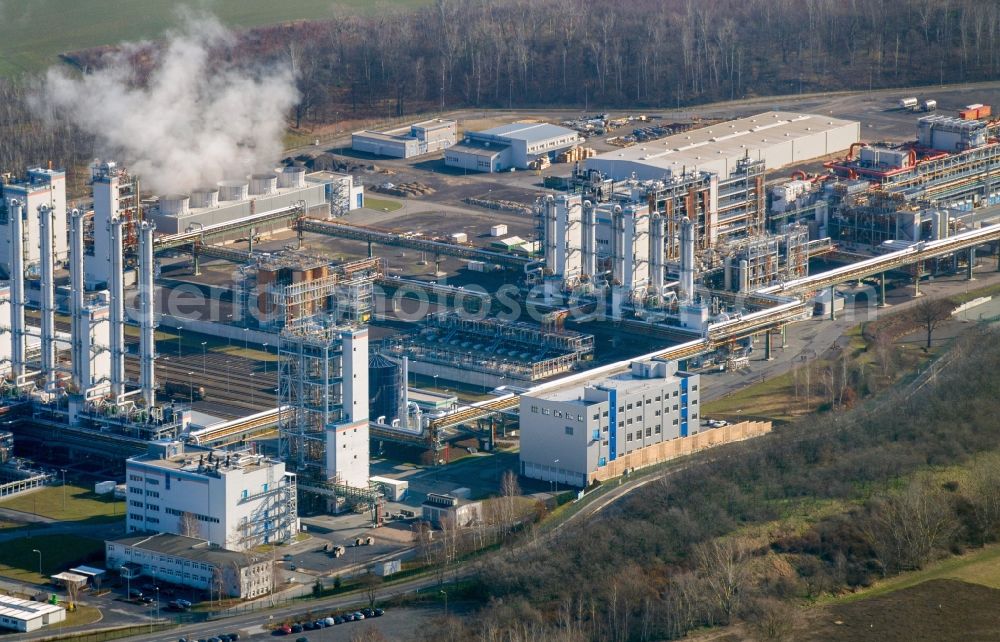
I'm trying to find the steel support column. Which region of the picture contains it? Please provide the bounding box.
[879,272,887,307]
[829,285,836,320]
[967,247,976,280]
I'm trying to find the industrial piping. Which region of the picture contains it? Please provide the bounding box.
[38,205,56,390]
[138,221,156,408]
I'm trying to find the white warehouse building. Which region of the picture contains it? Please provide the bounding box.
[445,123,581,172]
[519,360,700,487]
[586,112,860,180]
[352,119,457,158]
[125,441,298,551]
[0,167,68,279]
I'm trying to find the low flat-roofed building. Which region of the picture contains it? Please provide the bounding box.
[352,119,457,158]
[106,533,272,599]
[421,493,482,528]
[445,122,581,172]
[586,111,860,180]
[0,595,65,632]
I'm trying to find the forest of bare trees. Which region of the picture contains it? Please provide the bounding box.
[8,0,1000,188]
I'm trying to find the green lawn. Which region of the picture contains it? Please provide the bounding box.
[0,0,429,77]
[0,535,104,585]
[0,485,123,522]
[363,197,404,212]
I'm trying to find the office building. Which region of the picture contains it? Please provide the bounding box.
[352,119,457,158]
[445,123,581,172]
[125,441,298,551]
[519,360,700,487]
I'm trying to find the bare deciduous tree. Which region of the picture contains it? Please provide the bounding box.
[914,297,953,350]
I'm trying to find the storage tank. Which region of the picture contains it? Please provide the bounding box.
[369,353,401,424]
[249,173,278,196]
[159,194,190,216]
[218,180,249,201]
[277,166,307,189]
[190,187,219,208]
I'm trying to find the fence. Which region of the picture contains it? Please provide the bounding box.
[31,623,172,642]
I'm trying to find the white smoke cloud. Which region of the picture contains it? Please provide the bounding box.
[40,11,298,194]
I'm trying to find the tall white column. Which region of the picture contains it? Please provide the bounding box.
[138,221,156,407]
[38,205,56,389]
[69,210,86,391]
[109,217,126,401]
[7,200,25,381]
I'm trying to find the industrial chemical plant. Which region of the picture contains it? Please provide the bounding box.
[3,92,1000,617]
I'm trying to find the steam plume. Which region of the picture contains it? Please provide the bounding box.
[41,12,298,194]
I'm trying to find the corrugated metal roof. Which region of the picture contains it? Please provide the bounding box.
[478,122,578,143]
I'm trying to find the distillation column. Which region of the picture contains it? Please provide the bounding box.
[108,217,126,402]
[542,196,558,274]
[611,205,626,284]
[8,200,26,382]
[138,221,156,408]
[69,210,86,391]
[38,205,56,390]
[679,216,696,302]
[649,213,665,299]
[581,200,597,280]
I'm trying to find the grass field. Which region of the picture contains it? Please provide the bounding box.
[0,1,429,77]
[363,197,404,212]
[0,534,104,585]
[0,485,123,522]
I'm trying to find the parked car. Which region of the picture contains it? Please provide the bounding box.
[290,624,303,633]
[323,617,336,626]
[275,624,292,635]
[333,616,345,624]
[374,608,384,617]
[353,611,365,620]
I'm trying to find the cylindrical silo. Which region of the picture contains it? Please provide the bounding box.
[368,353,401,424]
[277,166,307,189]
[249,173,277,196]
[159,194,190,216]
[217,180,249,201]
[190,187,219,208]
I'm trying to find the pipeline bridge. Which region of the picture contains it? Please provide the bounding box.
[187,407,284,446]
[762,223,1000,296]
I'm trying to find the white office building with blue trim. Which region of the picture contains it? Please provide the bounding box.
[518,360,700,488]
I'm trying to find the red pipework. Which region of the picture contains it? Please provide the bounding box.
[791,170,808,180]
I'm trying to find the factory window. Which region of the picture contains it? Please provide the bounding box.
[646,428,652,437]
[146,517,159,524]
[602,440,609,447]
[626,403,633,410]
[146,504,159,511]
[618,406,624,412]
[578,414,584,422]
[592,413,599,420]
[130,500,143,508]
[129,487,142,495]
[603,425,608,432]
[145,490,159,498]
[129,475,143,482]
[673,419,679,425]
[655,425,661,434]
[692,413,698,421]
[626,418,633,425]
[692,384,698,391]
[592,430,600,440]
[626,433,632,441]
[565,426,574,436]
[542,408,550,415]
[129,513,143,521]
[147,478,159,486]
[531,406,539,414]
[673,390,678,397]
[602,410,609,417]
[692,399,698,405]
[673,405,678,411]
[655,410,661,416]
[655,395,661,401]
[555,411,563,418]
[618,421,624,428]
